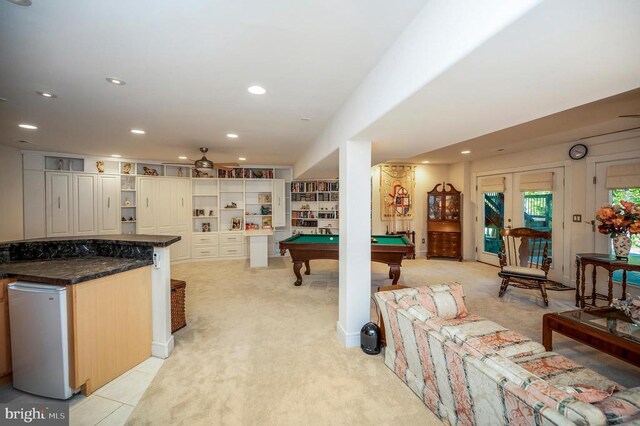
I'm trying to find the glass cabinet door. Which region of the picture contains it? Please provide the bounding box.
[428,194,442,220]
[445,195,460,220]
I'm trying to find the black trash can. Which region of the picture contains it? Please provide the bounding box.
[360,322,381,355]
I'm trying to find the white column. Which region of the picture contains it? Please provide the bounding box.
[151,246,175,358]
[337,140,372,347]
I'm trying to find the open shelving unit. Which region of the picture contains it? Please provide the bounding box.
[290,179,339,235]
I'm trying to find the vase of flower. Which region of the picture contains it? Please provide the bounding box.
[596,200,639,260]
[612,234,632,260]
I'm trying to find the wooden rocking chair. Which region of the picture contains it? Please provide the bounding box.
[498,227,552,306]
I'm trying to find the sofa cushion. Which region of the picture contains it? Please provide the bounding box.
[512,352,622,393]
[424,315,546,359]
[559,384,617,403]
[415,282,468,319]
[502,265,547,278]
[594,387,640,425]
[397,295,434,322]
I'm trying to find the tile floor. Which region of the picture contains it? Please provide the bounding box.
[0,356,163,426]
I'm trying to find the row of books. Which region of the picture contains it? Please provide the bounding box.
[291,219,318,227]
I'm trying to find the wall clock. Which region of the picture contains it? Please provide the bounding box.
[569,143,588,160]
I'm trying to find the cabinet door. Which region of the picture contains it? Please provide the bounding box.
[174,179,191,230]
[272,179,286,227]
[157,179,175,233]
[137,177,157,234]
[170,229,191,261]
[73,174,98,235]
[98,175,121,234]
[46,172,73,236]
[0,300,9,377]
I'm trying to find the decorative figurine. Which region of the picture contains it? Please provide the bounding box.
[96,161,105,173]
[209,210,215,216]
[129,216,135,221]
[122,163,132,175]
[178,167,184,177]
[202,222,211,232]
[124,199,131,207]
[57,158,64,170]
[225,202,237,209]
[143,166,158,176]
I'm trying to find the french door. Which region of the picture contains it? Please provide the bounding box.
[476,167,565,282]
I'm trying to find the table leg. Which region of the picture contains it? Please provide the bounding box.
[542,315,553,351]
[591,265,597,307]
[608,270,614,305]
[622,270,627,300]
[580,264,586,309]
[389,265,400,285]
[388,268,393,279]
[304,260,311,275]
[575,258,581,307]
[293,261,303,286]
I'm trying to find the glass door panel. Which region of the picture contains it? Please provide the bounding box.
[483,192,504,255]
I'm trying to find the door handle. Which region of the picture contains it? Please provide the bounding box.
[586,220,596,232]
[182,197,184,207]
[108,197,110,209]
[58,197,61,209]
[146,198,149,207]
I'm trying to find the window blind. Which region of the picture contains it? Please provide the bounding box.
[606,163,640,189]
[478,176,504,193]
[519,172,554,191]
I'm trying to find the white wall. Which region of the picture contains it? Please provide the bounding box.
[0,145,24,242]
[468,136,640,297]
[371,164,450,255]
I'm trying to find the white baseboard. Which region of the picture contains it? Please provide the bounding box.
[336,321,360,348]
[152,336,175,359]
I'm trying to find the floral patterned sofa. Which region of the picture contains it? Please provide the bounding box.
[374,283,640,425]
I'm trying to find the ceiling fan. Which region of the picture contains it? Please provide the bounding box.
[163,147,239,169]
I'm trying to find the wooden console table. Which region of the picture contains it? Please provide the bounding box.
[575,253,640,308]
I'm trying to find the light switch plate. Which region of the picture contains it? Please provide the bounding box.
[572,214,582,222]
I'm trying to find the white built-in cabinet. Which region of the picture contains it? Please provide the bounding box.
[46,172,74,237]
[136,177,191,261]
[73,174,98,235]
[26,153,293,262]
[46,172,121,237]
[97,175,120,234]
[272,179,286,227]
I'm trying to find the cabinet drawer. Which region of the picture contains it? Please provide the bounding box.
[192,247,219,258]
[193,233,218,245]
[220,233,244,244]
[220,244,244,257]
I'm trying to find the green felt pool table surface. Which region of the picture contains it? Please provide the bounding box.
[280,234,411,245]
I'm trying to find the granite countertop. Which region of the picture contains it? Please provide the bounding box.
[0,234,180,249]
[0,256,153,285]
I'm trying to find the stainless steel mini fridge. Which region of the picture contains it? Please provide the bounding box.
[8,282,76,399]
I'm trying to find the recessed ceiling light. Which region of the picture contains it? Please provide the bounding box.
[111,154,122,158]
[238,157,246,161]
[106,77,126,86]
[421,160,430,164]
[18,123,37,130]
[461,150,471,154]
[130,129,145,135]
[247,85,266,95]
[36,91,57,98]
[6,0,32,6]
[226,133,239,139]
[178,156,187,160]
[301,117,312,121]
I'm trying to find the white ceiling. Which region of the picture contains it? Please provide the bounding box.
[0,0,427,164]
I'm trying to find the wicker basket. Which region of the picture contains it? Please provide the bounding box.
[170,279,187,333]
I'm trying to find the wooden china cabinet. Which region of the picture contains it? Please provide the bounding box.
[426,183,462,261]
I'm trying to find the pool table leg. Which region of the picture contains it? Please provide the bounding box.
[293,261,303,286]
[304,260,311,275]
[389,265,400,285]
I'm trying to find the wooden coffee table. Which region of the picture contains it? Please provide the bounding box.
[543,307,640,368]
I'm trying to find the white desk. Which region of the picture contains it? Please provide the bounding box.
[244,229,273,268]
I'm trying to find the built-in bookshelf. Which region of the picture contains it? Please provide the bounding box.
[290,179,339,234]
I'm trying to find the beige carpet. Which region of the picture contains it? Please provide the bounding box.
[127,257,640,425]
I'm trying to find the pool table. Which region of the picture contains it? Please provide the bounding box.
[279,234,414,286]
